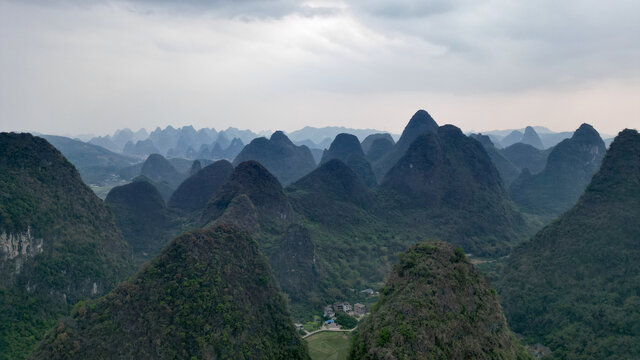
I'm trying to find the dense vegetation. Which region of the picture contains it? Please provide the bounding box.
[0,133,134,359]
[350,242,531,359]
[168,160,233,212]
[233,131,317,185]
[40,134,137,186]
[498,129,640,359]
[320,133,377,187]
[509,123,606,218]
[32,225,310,360]
[105,178,171,260]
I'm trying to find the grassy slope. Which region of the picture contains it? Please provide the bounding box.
[307,332,353,360]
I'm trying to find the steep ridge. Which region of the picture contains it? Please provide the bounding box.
[105,178,169,260]
[471,133,521,185]
[32,225,310,360]
[521,126,544,149]
[366,137,395,162]
[501,130,524,147]
[378,125,528,256]
[350,242,531,360]
[509,123,606,218]
[498,129,640,360]
[168,160,234,212]
[202,161,294,231]
[321,133,377,187]
[0,133,134,359]
[140,153,186,190]
[373,109,438,179]
[233,131,316,185]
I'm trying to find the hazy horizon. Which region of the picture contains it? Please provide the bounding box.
[1,1,638,136]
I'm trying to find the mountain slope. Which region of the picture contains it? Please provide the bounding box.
[520,126,544,149]
[41,135,137,186]
[498,129,640,360]
[105,178,169,260]
[471,133,521,185]
[203,161,294,231]
[321,133,377,187]
[378,125,528,256]
[509,124,606,217]
[233,131,316,185]
[168,160,233,212]
[0,133,134,359]
[32,225,310,360]
[350,242,531,360]
[500,143,550,175]
[373,109,438,179]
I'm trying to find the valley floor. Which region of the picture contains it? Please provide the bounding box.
[306,331,353,360]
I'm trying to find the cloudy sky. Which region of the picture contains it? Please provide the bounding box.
[0,0,638,137]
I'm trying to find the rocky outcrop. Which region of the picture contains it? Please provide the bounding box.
[0,228,43,277]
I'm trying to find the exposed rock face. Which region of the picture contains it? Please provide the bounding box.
[0,228,43,276]
[350,242,531,360]
[32,225,310,360]
[0,132,134,358]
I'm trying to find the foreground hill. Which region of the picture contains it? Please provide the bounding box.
[0,133,134,359]
[498,129,640,359]
[509,124,605,218]
[32,225,309,360]
[379,125,528,256]
[350,242,531,360]
[233,131,316,185]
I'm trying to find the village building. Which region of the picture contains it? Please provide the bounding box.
[354,303,366,316]
[333,302,352,313]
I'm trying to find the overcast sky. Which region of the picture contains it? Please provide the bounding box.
[1,0,638,137]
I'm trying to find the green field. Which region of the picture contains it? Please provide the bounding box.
[306,331,353,360]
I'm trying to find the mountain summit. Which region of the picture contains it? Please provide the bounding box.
[233,131,316,185]
[509,123,605,217]
[499,129,640,359]
[350,242,531,359]
[33,225,310,359]
[373,109,439,178]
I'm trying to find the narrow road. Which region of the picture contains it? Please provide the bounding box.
[302,326,357,339]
